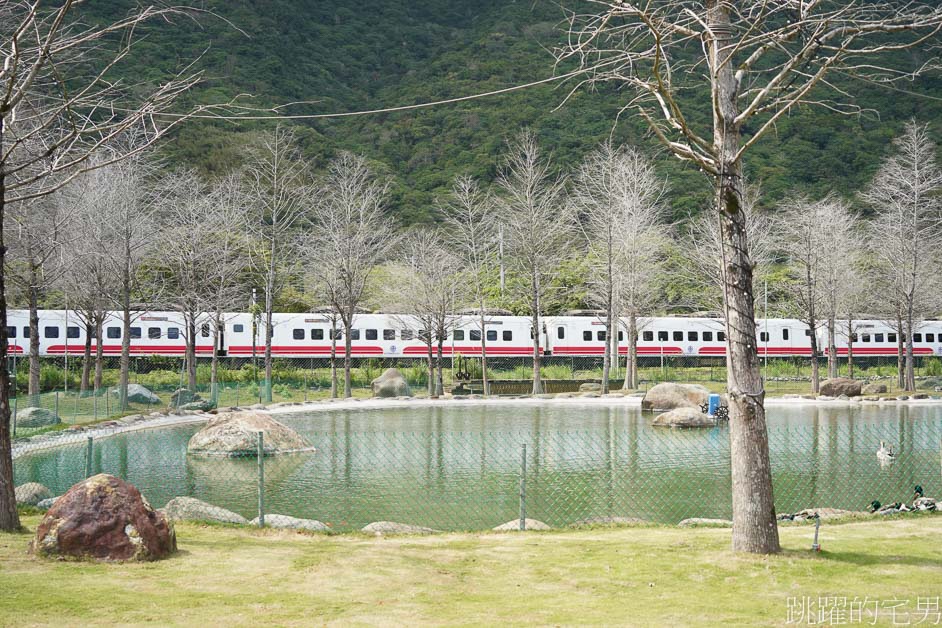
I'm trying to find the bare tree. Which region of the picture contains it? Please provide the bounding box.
[498,130,570,395]
[306,152,396,398]
[440,176,498,395]
[245,127,311,402]
[572,142,669,392]
[863,121,942,392]
[558,0,942,553]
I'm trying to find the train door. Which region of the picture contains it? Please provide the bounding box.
[548,319,568,355]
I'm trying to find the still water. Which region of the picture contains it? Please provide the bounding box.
[14,402,942,531]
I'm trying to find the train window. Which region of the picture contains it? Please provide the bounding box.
[331,329,343,340]
[130,327,141,339]
[366,329,378,340]
[419,330,430,342]
[486,330,498,342]
[672,331,683,341]
[658,331,668,341]
[760,332,768,342]
[557,326,565,340]
[805,329,812,336]
[718,331,726,341]
[450,330,462,341]
[44,326,60,338]
[399,329,412,341]
[67,326,80,339]
[107,327,121,339]
[782,329,789,341]
[875,333,885,343]
[597,331,606,341]
[703,331,713,342]
[618,331,624,342]
[148,327,162,340]
[5,326,15,338]
[643,331,654,342]
[350,329,360,340]
[201,324,210,338]
[293,329,304,340]
[928,333,936,343]
[862,334,871,343]
[888,333,897,343]
[22,326,30,338]
[503,330,512,341]
[233,324,244,333]
[383,329,396,340]
[851,333,858,343]
[469,330,480,341]
[583,331,592,341]
[168,328,180,340]
[914,333,923,343]
[311,329,324,340]
[688,331,699,342]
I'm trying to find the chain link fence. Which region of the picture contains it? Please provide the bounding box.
[12,404,942,531]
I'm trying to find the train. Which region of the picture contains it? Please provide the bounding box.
[5,309,942,359]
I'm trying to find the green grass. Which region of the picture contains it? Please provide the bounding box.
[2,515,941,626]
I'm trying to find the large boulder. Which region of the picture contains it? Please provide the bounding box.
[819,378,862,397]
[579,382,602,392]
[652,407,716,428]
[187,411,312,456]
[177,399,216,412]
[15,482,51,505]
[112,384,161,405]
[161,496,248,524]
[861,382,888,395]
[641,383,711,411]
[14,407,61,428]
[170,388,200,407]
[250,514,329,532]
[371,368,412,398]
[30,474,175,561]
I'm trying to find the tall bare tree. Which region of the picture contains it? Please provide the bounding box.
[0,2,208,531]
[245,127,310,402]
[498,130,570,395]
[558,0,942,553]
[306,152,396,398]
[440,176,498,395]
[863,121,942,392]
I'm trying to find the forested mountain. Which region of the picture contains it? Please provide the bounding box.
[85,0,942,223]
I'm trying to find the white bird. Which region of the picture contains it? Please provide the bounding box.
[876,441,896,464]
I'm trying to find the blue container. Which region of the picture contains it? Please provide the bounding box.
[707,394,721,417]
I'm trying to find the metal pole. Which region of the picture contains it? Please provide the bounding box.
[55,391,59,419]
[84,436,94,478]
[519,443,527,531]
[257,431,265,527]
[12,396,17,437]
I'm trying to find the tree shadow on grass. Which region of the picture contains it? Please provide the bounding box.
[780,548,942,569]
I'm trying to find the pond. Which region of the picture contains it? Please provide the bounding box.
[14,402,942,531]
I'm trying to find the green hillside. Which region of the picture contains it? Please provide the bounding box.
[83,1,942,223]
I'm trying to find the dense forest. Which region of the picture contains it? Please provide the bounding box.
[80,0,942,224]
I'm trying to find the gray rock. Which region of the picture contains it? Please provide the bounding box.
[898,395,910,401]
[578,382,602,392]
[114,384,161,405]
[15,482,52,505]
[187,411,313,457]
[14,407,61,428]
[678,518,732,527]
[861,382,888,395]
[178,399,216,412]
[361,521,437,535]
[35,496,59,510]
[819,378,862,397]
[161,497,247,524]
[641,383,714,411]
[493,518,552,531]
[371,368,412,398]
[250,514,329,532]
[652,407,715,428]
[569,516,645,527]
[862,396,881,402]
[912,393,929,400]
[170,388,201,407]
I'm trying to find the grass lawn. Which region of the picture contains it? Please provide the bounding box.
[2,515,941,626]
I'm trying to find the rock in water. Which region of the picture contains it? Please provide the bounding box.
[14,407,61,428]
[371,368,412,398]
[187,411,312,456]
[30,474,175,561]
[641,383,713,411]
[652,407,716,428]
[161,496,248,524]
[115,384,161,405]
[15,482,51,505]
[819,378,862,397]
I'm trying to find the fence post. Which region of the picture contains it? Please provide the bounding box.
[235,383,239,408]
[12,396,17,437]
[519,443,527,531]
[93,393,98,421]
[55,391,59,419]
[257,431,265,527]
[84,436,94,478]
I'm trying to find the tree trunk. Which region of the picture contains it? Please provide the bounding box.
[827,317,838,379]
[119,287,131,411]
[0,117,24,531]
[809,327,820,394]
[186,315,197,391]
[531,273,543,394]
[330,317,338,399]
[27,273,40,401]
[601,310,612,395]
[210,314,221,403]
[623,314,638,390]
[896,313,905,390]
[263,306,273,403]
[94,316,104,392]
[343,316,352,399]
[710,0,779,554]
[436,335,444,397]
[426,337,435,397]
[81,316,92,394]
[479,305,489,397]
[846,320,855,379]
[904,314,916,392]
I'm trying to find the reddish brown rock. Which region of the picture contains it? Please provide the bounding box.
[30,474,176,562]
